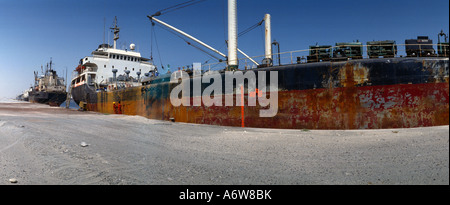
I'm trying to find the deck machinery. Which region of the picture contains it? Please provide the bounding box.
[367,40,397,58]
[438,30,449,57]
[405,36,436,57]
[307,45,332,63]
[332,42,363,61]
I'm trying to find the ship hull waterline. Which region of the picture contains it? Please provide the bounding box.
[71,57,449,130]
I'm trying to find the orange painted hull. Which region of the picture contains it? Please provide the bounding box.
[74,58,449,130]
[87,82,449,130]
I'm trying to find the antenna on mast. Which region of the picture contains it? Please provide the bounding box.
[110,16,120,49]
[49,57,53,71]
[103,17,106,45]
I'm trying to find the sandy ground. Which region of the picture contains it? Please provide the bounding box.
[0,101,448,185]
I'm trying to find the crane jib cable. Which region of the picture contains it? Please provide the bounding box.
[150,23,165,70]
[153,22,223,62]
[238,19,264,38]
[151,0,208,17]
[158,0,196,12]
[149,0,226,62]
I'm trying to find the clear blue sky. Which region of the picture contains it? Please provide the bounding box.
[0,0,448,98]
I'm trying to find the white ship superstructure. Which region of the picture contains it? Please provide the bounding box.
[71,17,155,90]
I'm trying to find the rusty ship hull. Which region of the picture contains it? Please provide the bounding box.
[72,57,449,130]
[29,91,67,107]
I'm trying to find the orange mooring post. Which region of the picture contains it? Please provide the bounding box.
[241,85,245,127]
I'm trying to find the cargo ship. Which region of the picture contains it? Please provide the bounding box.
[70,16,156,110]
[70,0,449,130]
[29,58,67,106]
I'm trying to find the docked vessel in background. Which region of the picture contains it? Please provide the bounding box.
[29,58,67,106]
[70,1,449,130]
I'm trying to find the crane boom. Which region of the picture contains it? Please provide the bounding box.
[147,16,227,59]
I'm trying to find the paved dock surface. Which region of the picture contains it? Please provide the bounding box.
[0,102,448,185]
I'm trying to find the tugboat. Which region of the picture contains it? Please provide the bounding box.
[29,58,67,106]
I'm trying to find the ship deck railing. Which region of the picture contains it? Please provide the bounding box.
[197,43,448,72]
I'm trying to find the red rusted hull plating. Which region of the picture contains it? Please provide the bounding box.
[86,82,448,130]
[76,58,449,130]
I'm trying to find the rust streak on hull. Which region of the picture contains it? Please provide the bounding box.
[87,82,449,130]
[71,57,449,130]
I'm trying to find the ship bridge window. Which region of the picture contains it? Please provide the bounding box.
[120,55,123,60]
